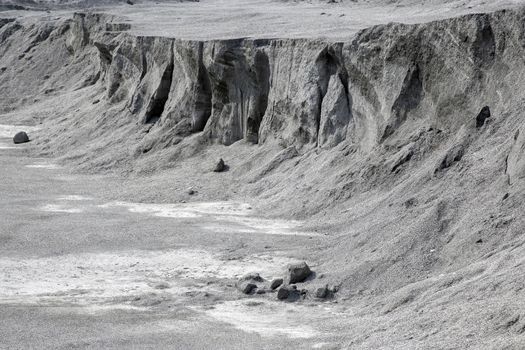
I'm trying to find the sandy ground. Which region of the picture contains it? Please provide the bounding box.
[2,0,524,39]
[3,1,525,348]
[0,126,346,349]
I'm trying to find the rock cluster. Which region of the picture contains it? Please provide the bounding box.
[236,261,337,301]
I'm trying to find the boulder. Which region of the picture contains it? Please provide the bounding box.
[238,282,257,295]
[288,262,312,283]
[270,278,284,290]
[476,106,491,128]
[13,131,29,144]
[277,286,290,300]
[213,158,227,172]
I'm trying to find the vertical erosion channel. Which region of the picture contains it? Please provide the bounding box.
[144,44,175,124]
[246,50,270,144]
[192,42,213,132]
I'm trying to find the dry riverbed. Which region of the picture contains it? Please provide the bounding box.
[0,125,344,349]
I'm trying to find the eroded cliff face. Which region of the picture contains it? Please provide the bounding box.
[4,9,525,343]
[42,8,524,156]
[2,8,525,192]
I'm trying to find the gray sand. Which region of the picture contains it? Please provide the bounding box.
[2,0,525,349]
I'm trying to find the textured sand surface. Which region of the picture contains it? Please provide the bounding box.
[3,0,525,348]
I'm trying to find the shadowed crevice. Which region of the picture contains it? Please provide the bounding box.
[192,42,213,132]
[144,45,174,124]
[246,50,270,144]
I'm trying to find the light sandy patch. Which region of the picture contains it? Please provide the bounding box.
[0,249,297,306]
[0,141,16,149]
[39,204,84,213]
[99,201,253,219]
[57,195,94,201]
[99,201,314,236]
[0,124,39,138]
[202,299,325,339]
[26,162,61,170]
[312,342,335,349]
[204,215,316,236]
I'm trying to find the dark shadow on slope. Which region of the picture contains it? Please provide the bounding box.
[144,52,175,124]
[382,65,423,140]
[192,43,213,132]
[246,50,270,144]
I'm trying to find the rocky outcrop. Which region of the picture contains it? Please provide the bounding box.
[40,9,521,154]
[2,8,525,182]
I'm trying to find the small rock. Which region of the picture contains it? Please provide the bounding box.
[476,106,491,128]
[238,282,257,295]
[315,285,330,299]
[239,273,264,283]
[404,198,418,209]
[277,286,290,300]
[213,158,227,172]
[502,193,509,201]
[188,188,196,195]
[256,289,266,295]
[288,262,312,283]
[13,131,29,144]
[270,278,283,290]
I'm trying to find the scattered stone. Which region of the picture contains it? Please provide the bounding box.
[270,278,283,290]
[153,282,170,290]
[288,262,312,283]
[92,99,100,104]
[213,158,226,172]
[256,289,266,295]
[188,188,196,195]
[476,106,491,128]
[238,282,257,295]
[476,238,483,244]
[277,286,290,300]
[13,131,29,144]
[404,198,418,208]
[239,272,264,283]
[315,285,330,299]
[503,193,509,201]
